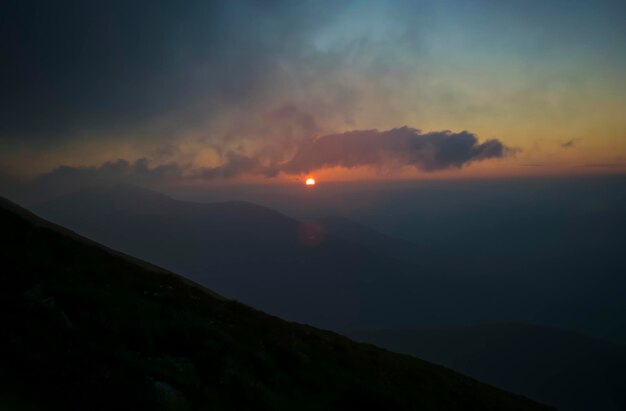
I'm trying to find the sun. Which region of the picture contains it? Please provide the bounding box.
[305,178,316,186]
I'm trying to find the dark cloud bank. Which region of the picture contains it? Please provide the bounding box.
[29,127,512,189]
[284,127,510,173]
[0,0,342,141]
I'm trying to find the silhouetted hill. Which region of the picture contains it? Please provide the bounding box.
[34,185,410,328]
[0,197,554,410]
[33,185,531,331]
[350,323,626,411]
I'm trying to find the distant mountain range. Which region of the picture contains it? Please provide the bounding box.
[0,196,553,410]
[33,184,537,331]
[350,323,626,411]
[25,184,626,408]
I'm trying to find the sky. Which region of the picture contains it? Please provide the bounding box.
[2,0,626,189]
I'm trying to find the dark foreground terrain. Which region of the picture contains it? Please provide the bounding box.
[0,197,552,410]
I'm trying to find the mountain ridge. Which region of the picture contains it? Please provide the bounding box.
[32,184,529,332]
[0,196,554,410]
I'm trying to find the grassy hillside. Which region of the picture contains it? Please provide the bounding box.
[0,198,553,410]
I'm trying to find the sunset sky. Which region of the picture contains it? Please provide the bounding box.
[2,0,626,186]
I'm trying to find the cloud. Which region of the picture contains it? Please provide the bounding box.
[2,0,625,184]
[0,0,343,141]
[282,127,513,173]
[561,139,578,149]
[28,153,271,194]
[2,159,187,204]
[199,152,280,179]
[24,127,512,197]
[32,159,185,189]
[267,103,319,134]
[583,164,619,168]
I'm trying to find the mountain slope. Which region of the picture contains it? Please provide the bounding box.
[350,324,626,411]
[33,185,531,331]
[34,185,414,329]
[0,197,553,410]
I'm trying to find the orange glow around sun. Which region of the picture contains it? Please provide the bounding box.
[305,178,316,186]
